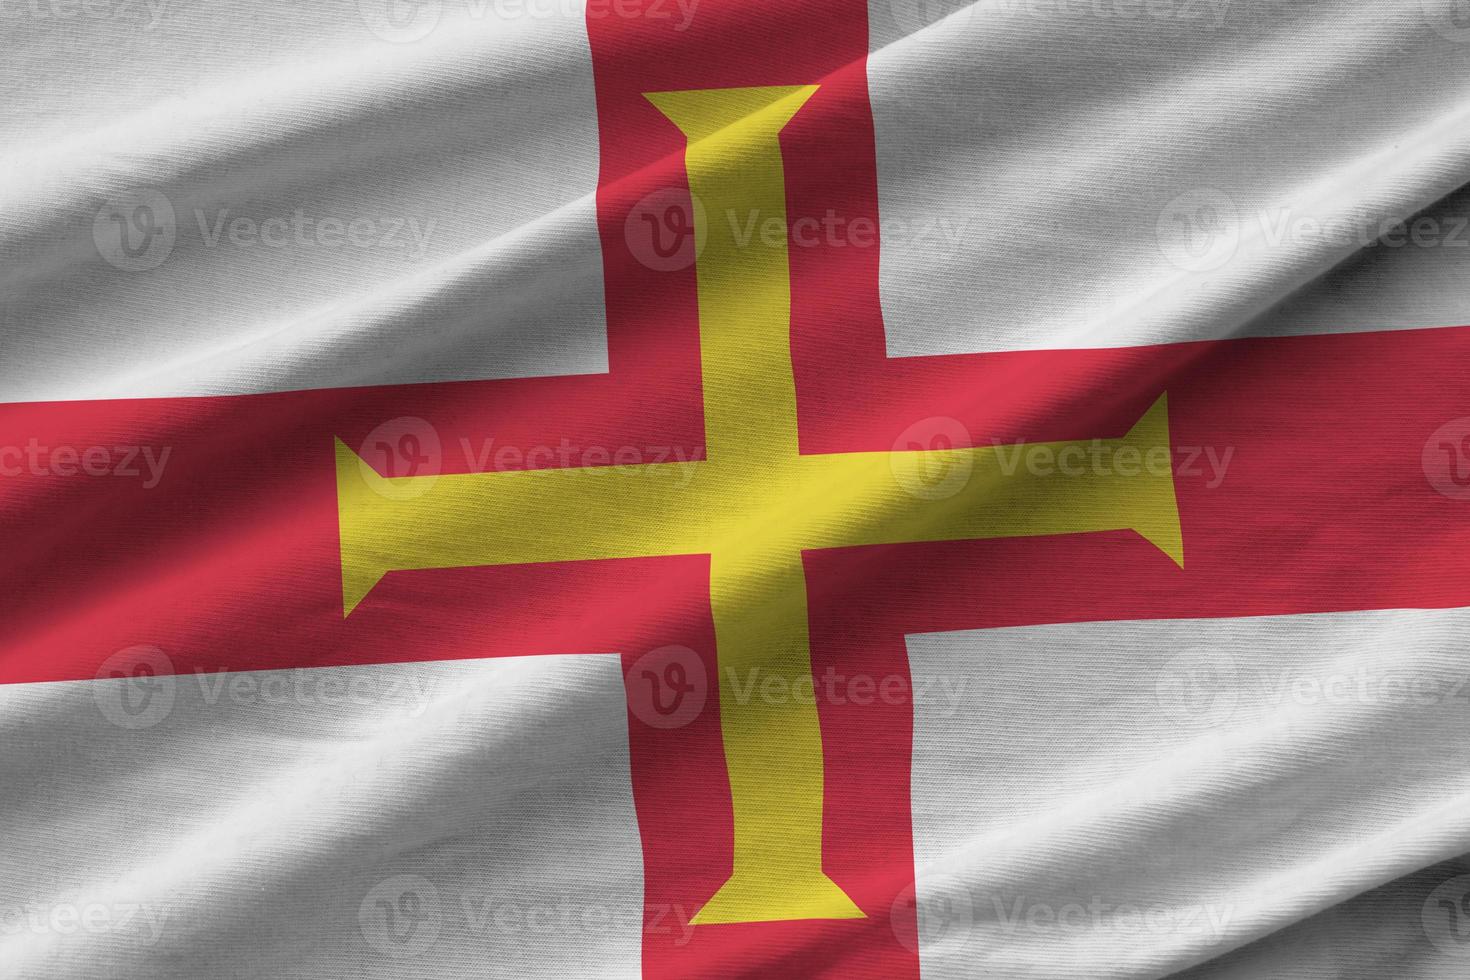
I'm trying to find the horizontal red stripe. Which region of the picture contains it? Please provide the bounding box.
[3,324,1469,980]
[5,324,1468,687]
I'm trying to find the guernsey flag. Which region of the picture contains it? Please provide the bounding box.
[5,1,1470,977]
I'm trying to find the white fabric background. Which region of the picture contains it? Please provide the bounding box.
[0,655,644,979]
[870,0,1470,353]
[909,608,1470,978]
[0,0,607,402]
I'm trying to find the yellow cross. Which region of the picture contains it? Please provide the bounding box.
[334,84,1184,926]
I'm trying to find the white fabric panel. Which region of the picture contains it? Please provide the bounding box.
[869,1,1470,355]
[906,607,1470,979]
[0,1,607,402]
[0,655,644,979]
[1171,855,1470,980]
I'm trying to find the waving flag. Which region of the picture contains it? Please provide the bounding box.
[5,1,1470,977]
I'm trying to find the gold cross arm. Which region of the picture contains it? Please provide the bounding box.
[335,84,1183,925]
[337,400,1181,612]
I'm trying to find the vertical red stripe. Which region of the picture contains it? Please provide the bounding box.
[585,0,923,975]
